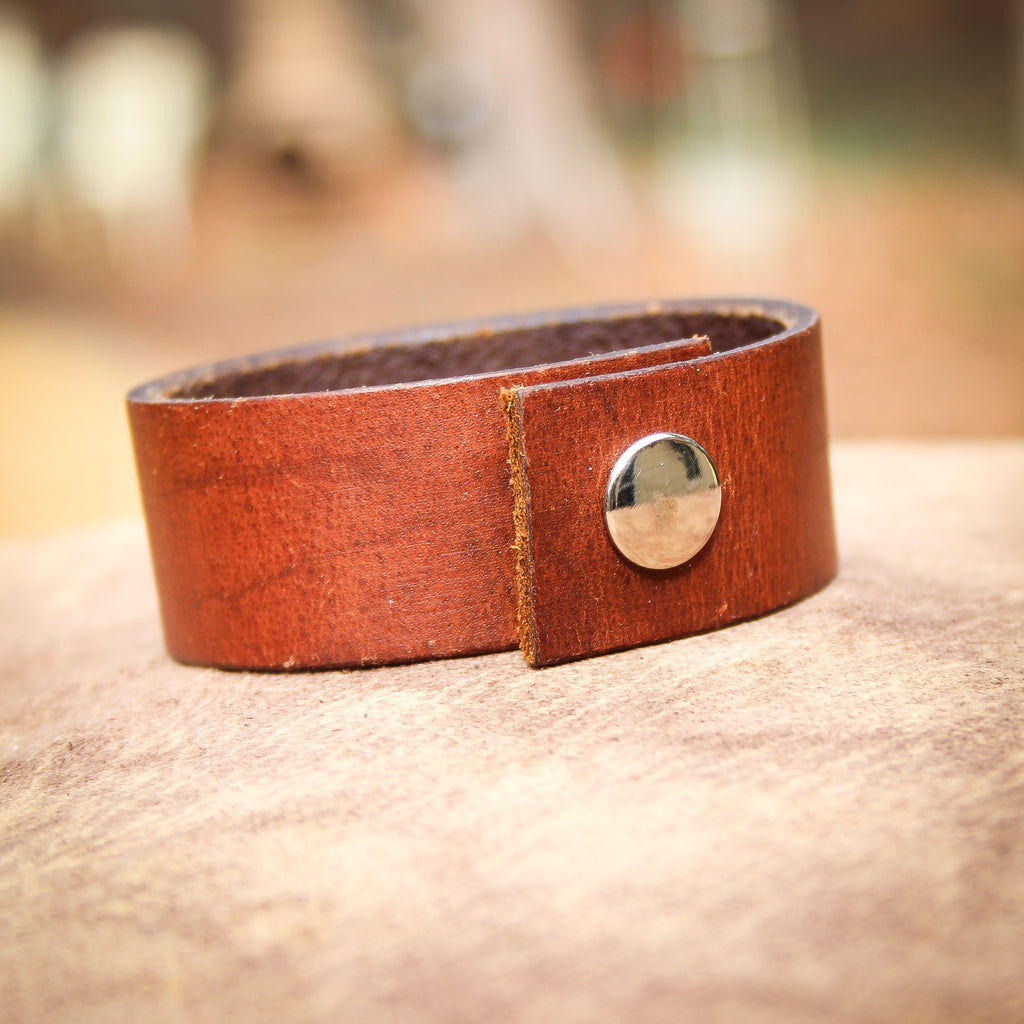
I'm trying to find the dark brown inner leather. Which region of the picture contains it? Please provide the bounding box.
[172,313,784,400]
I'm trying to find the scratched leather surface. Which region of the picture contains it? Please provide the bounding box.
[1,443,1022,1024]
[127,300,835,669]
[506,316,835,664]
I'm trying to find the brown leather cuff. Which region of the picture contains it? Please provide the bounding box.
[127,298,837,669]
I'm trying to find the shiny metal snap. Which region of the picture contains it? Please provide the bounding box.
[604,433,721,570]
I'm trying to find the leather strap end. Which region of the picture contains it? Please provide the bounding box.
[502,320,837,666]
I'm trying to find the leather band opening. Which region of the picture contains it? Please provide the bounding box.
[169,312,784,400]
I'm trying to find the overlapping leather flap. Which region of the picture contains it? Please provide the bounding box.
[504,324,838,666]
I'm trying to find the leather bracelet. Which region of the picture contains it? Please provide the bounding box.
[127,298,837,669]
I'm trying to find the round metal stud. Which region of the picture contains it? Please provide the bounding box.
[604,433,721,570]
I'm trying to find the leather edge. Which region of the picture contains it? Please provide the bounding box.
[127,297,813,404]
[500,387,538,665]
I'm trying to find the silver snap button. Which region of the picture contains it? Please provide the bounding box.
[604,433,721,570]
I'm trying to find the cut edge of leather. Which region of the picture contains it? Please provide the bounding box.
[501,387,539,666]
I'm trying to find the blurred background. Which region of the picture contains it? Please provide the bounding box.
[0,0,1022,537]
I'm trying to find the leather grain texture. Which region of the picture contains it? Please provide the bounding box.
[505,316,836,665]
[127,299,836,669]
